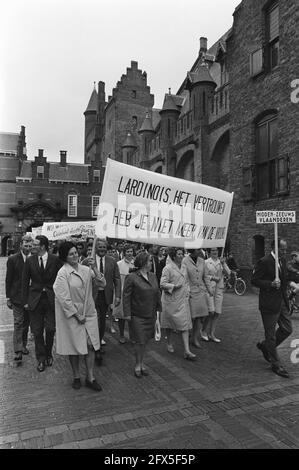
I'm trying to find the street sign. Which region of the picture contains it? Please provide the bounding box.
[256,210,296,282]
[256,211,296,224]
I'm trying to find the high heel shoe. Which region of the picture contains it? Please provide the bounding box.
[134,368,142,378]
[200,331,210,342]
[141,368,149,376]
[183,352,196,361]
[209,335,221,343]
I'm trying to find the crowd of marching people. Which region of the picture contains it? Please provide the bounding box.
[5,234,299,389]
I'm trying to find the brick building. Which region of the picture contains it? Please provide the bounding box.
[85,0,298,279]
[0,133,102,255]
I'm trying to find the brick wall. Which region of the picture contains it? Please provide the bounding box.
[227,0,299,272]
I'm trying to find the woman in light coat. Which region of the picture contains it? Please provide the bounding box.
[160,247,195,360]
[182,249,212,348]
[53,241,106,391]
[201,247,231,343]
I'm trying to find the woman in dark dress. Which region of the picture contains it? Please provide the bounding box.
[123,252,162,378]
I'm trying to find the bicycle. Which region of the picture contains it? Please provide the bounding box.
[224,270,247,296]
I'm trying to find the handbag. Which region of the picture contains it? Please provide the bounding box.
[155,311,161,341]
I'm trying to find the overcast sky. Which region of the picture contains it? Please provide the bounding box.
[1,0,240,163]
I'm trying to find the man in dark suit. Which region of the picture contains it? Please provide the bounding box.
[93,239,121,364]
[22,235,62,372]
[5,234,33,365]
[252,238,292,378]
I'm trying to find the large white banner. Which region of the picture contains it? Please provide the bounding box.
[42,221,96,240]
[96,159,234,248]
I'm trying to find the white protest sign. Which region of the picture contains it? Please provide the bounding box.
[41,221,96,240]
[31,226,43,238]
[96,159,234,248]
[256,211,296,224]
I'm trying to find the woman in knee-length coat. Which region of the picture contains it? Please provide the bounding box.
[53,241,106,391]
[160,247,196,360]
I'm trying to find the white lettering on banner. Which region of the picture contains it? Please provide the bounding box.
[96,159,234,248]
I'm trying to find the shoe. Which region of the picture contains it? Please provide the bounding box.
[134,368,142,378]
[72,378,81,390]
[101,339,106,346]
[22,347,29,355]
[14,353,22,364]
[257,342,271,363]
[141,368,149,376]
[271,365,289,378]
[85,379,102,391]
[183,352,197,361]
[37,361,46,372]
[209,335,221,343]
[191,341,202,349]
[167,344,174,353]
[200,332,210,342]
[110,326,116,334]
[46,356,53,367]
[118,337,126,344]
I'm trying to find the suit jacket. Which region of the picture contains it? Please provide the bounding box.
[123,271,162,319]
[5,252,26,305]
[22,253,62,311]
[83,255,121,305]
[251,254,289,314]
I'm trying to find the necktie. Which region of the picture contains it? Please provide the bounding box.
[40,256,45,274]
[100,257,104,274]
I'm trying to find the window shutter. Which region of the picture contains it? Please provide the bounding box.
[242,165,256,201]
[269,4,279,42]
[276,155,290,195]
[250,48,263,76]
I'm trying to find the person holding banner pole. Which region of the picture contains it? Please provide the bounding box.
[93,239,121,365]
[122,252,162,377]
[113,244,135,344]
[251,239,292,378]
[53,242,105,391]
[160,247,196,360]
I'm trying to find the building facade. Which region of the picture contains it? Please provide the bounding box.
[84,0,298,279]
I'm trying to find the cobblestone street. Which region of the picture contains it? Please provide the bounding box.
[1,256,299,449]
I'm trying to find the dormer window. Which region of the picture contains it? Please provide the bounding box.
[220,59,229,86]
[37,166,44,179]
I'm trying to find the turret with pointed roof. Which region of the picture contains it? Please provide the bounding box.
[84,85,98,163]
[122,131,137,165]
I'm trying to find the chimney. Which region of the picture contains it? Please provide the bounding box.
[200,37,208,53]
[60,150,67,166]
[38,149,44,158]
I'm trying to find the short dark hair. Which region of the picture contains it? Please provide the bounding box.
[168,247,184,260]
[134,252,150,269]
[123,243,133,255]
[35,235,49,251]
[76,242,84,249]
[271,239,286,249]
[58,241,77,263]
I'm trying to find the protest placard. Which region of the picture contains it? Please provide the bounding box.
[41,221,96,240]
[96,159,234,248]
